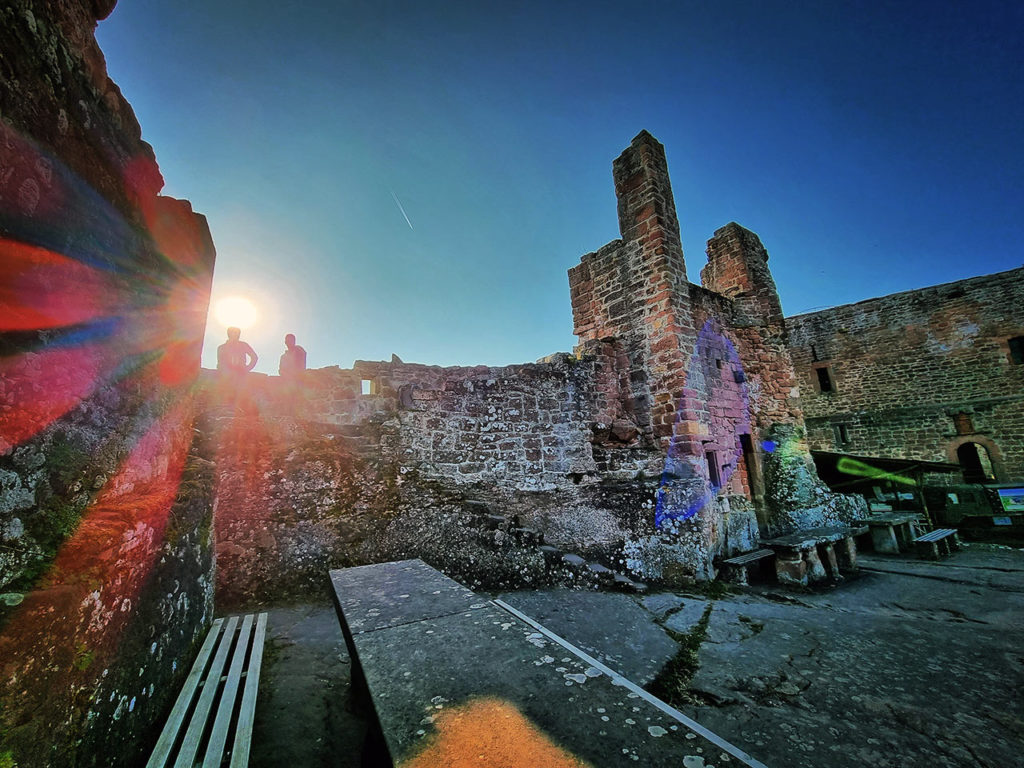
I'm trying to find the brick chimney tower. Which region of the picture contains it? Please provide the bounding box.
[569,131,700,452]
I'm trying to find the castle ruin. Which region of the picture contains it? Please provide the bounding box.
[0,2,1021,766]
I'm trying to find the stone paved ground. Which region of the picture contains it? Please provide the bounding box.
[685,550,1024,767]
[249,544,1023,767]
[250,604,367,767]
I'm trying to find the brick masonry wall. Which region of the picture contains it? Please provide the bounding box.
[696,223,854,535]
[571,132,699,452]
[787,268,1024,481]
[570,137,860,547]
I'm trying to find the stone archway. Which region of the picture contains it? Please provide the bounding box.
[948,436,1005,483]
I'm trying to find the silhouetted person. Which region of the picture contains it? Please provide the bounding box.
[217,327,258,375]
[279,333,307,377]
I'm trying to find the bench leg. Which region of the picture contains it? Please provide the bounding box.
[917,541,940,560]
[835,537,859,573]
[818,543,843,581]
[804,546,828,583]
[722,563,749,586]
[870,525,900,554]
[894,524,913,551]
[775,552,808,586]
[941,536,958,557]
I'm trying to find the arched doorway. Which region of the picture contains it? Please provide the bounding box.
[956,442,997,483]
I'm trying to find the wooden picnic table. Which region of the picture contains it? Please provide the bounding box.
[330,559,768,768]
[853,512,922,554]
[760,525,867,586]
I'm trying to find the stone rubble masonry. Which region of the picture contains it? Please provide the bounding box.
[203,356,669,605]
[1,2,216,767]
[786,267,1024,481]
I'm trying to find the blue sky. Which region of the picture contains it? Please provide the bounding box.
[96,1,1024,374]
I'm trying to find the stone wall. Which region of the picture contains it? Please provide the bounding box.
[569,132,859,553]
[0,2,216,766]
[787,267,1024,481]
[206,356,672,604]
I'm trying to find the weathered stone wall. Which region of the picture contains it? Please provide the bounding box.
[786,268,1024,481]
[0,2,217,765]
[569,132,859,558]
[203,373,390,607]
[0,403,216,768]
[206,356,674,603]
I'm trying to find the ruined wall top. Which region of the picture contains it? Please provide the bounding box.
[612,130,687,281]
[702,222,784,326]
[1,0,163,223]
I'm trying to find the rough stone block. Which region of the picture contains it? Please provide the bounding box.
[819,542,842,580]
[804,546,829,583]
[775,554,808,586]
[836,536,858,572]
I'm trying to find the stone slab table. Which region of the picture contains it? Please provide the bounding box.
[760,525,868,587]
[853,512,922,554]
[330,559,767,767]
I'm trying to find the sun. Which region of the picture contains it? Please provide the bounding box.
[213,296,259,330]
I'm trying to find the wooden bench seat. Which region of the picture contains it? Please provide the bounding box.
[720,548,775,585]
[913,528,960,560]
[147,612,267,768]
[330,559,767,767]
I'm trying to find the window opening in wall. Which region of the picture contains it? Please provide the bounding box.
[739,434,759,499]
[811,345,819,362]
[715,358,723,369]
[706,450,721,490]
[815,366,835,393]
[361,379,376,396]
[833,423,850,444]
[953,412,974,435]
[1009,336,1024,365]
[957,442,996,483]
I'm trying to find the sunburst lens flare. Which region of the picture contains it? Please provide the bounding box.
[213,296,259,330]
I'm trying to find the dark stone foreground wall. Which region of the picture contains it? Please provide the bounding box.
[1,2,216,766]
[787,268,1024,481]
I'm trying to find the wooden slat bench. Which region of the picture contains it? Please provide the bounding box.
[330,559,768,768]
[147,613,268,768]
[913,528,960,560]
[720,548,775,585]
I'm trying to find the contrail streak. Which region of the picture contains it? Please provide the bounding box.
[389,188,414,230]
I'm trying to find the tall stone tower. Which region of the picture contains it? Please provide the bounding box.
[569,131,701,454]
[569,133,864,578]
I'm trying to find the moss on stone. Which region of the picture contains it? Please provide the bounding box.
[645,602,713,707]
